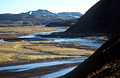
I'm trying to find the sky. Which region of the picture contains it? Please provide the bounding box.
[0,0,99,14]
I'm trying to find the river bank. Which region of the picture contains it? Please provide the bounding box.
[0,55,86,78]
[0,62,79,78]
[0,41,94,65]
[0,26,105,78]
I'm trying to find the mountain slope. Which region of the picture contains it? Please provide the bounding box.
[0,13,58,27]
[0,9,83,27]
[60,0,120,78]
[65,0,120,34]
[46,18,78,27]
[26,9,58,19]
[61,35,120,78]
[26,9,82,19]
[58,12,81,19]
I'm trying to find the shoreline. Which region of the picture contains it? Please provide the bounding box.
[0,57,75,67]
[0,63,79,78]
[0,26,103,78]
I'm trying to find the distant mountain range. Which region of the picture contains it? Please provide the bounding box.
[0,13,53,27]
[0,9,82,27]
[26,9,82,19]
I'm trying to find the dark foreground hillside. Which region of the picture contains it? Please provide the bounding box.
[65,0,120,35]
[61,35,120,78]
[60,0,120,78]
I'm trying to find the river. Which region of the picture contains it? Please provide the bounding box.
[41,66,76,78]
[0,29,104,78]
[0,57,85,72]
[19,29,102,47]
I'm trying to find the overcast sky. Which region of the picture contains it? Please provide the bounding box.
[0,0,99,14]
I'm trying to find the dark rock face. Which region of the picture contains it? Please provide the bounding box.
[65,0,120,34]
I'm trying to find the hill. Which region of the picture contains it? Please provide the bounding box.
[0,9,82,27]
[26,9,58,19]
[0,13,55,27]
[65,0,120,35]
[61,35,120,78]
[46,18,78,27]
[60,0,120,78]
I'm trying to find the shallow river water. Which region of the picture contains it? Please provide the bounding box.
[0,29,104,78]
[20,29,102,47]
[0,58,85,72]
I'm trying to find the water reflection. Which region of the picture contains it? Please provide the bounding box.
[26,38,101,47]
[0,39,6,42]
[41,66,76,78]
[0,58,85,72]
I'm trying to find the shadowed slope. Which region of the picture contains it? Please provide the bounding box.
[60,0,120,77]
[60,35,120,78]
[65,0,120,34]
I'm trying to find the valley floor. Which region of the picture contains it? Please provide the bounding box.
[0,26,104,78]
[0,41,95,78]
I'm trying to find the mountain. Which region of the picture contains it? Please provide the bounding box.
[60,0,120,78]
[26,9,82,19]
[65,0,120,35]
[0,13,55,27]
[26,9,58,19]
[0,9,82,27]
[46,18,78,27]
[58,12,81,19]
